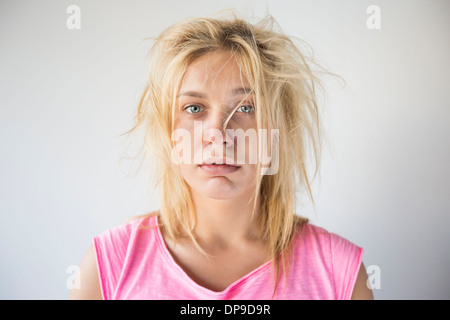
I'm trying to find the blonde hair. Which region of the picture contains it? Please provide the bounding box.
[123,11,330,297]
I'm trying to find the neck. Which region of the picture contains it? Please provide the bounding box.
[189,188,262,248]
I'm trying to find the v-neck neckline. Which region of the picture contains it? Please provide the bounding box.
[153,215,273,298]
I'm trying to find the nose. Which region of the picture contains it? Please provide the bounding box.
[202,108,235,146]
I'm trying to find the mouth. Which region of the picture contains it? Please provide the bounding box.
[198,163,241,175]
[200,158,241,166]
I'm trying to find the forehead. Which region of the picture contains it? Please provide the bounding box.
[179,51,251,93]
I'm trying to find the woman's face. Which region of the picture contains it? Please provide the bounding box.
[173,50,258,200]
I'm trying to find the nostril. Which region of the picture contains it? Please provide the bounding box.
[202,128,234,146]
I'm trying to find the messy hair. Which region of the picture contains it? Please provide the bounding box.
[123,11,330,297]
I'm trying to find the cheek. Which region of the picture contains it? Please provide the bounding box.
[171,126,196,165]
[232,131,259,165]
[177,163,197,185]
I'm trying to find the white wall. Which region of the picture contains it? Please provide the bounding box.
[0,0,448,299]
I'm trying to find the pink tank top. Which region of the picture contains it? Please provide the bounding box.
[93,215,363,300]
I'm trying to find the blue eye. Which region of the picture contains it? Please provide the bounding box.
[237,105,255,113]
[184,105,203,114]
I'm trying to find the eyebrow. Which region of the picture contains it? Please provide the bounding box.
[177,87,253,99]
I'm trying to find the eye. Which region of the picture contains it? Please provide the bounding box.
[237,105,255,114]
[184,104,204,114]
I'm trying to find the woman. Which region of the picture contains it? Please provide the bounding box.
[70,12,373,300]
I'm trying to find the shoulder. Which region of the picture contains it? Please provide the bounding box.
[93,213,160,252]
[95,215,149,244]
[69,244,102,299]
[96,214,160,297]
[99,213,158,237]
[293,222,367,299]
[70,213,160,300]
[295,222,362,258]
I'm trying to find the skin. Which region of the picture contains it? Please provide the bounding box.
[165,51,269,292]
[69,50,373,300]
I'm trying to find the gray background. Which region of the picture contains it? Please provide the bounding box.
[1,0,449,299]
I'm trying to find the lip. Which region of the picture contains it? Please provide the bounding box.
[202,157,239,166]
[199,164,240,175]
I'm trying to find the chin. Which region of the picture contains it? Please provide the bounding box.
[204,193,235,200]
[199,189,238,200]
